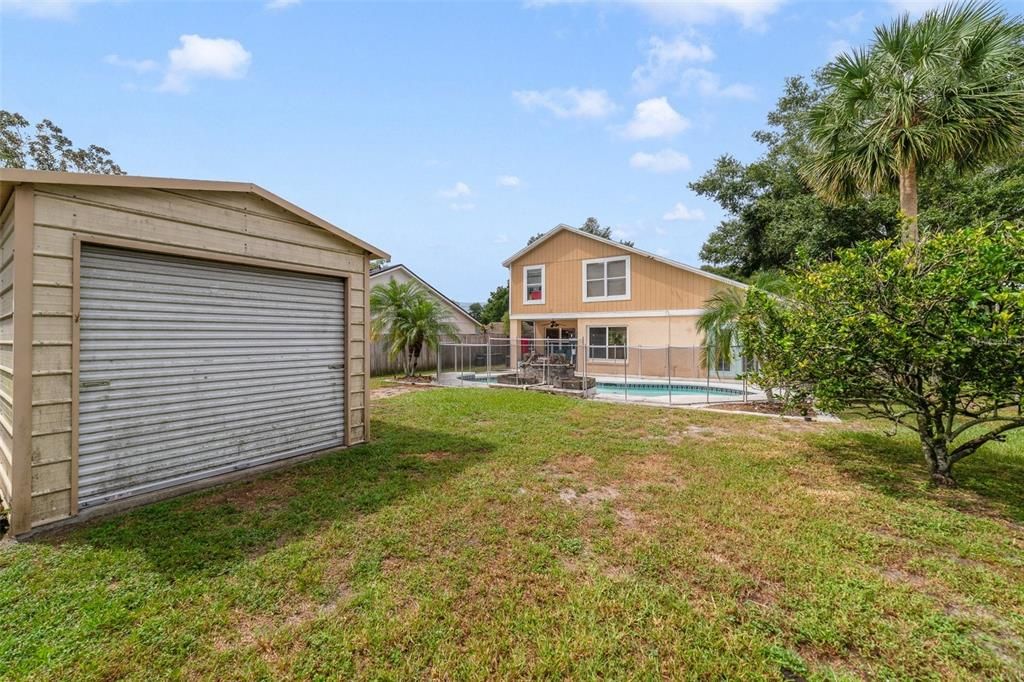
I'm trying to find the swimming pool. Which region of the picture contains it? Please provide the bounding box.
[454,374,745,398]
[595,381,744,397]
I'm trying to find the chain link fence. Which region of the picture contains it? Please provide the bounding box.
[436,337,759,404]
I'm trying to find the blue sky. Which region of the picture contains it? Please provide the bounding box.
[4,0,1018,301]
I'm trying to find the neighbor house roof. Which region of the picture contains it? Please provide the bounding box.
[0,169,389,259]
[501,223,746,290]
[369,263,481,328]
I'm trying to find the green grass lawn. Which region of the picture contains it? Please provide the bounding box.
[2,388,1022,680]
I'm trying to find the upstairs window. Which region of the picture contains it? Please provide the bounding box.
[523,265,545,304]
[583,256,630,301]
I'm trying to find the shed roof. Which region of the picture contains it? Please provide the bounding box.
[0,169,389,259]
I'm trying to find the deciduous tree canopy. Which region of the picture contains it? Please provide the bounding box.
[740,223,1024,484]
[1,111,124,174]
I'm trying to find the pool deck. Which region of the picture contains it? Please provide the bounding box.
[437,371,763,406]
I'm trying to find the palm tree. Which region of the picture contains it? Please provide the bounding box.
[804,2,1024,244]
[370,280,457,376]
[698,271,788,377]
[390,296,458,376]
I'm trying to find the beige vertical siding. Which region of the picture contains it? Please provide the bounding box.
[509,229,736,316]
[0,198,14,507]
[27,184,370,527]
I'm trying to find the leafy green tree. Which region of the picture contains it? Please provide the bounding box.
[524,218,635,248]
[691,76,899,277]
[1,111,124,174]
[475,285,508,325]
[805,2,1024,244]
[370,280,458,376]
[581,216,634,247]
[740,223,1024,485]
[697,271,787,376]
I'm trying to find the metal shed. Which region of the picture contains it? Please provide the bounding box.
[0,169,388,535]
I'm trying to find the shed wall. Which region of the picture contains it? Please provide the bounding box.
[0,198,13,507]
[27,184,370,527]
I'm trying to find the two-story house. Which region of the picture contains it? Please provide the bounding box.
[502,224,747,378]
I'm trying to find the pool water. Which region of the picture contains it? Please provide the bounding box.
[456,373,744,397]
[595,382,743,397]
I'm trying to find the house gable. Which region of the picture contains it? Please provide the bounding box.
[506,226,743,317]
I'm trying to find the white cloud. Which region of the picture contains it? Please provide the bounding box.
[827,10,863,33]
[438,181,471,199]
[656,247,671,257]
[513,87,616,119]
[681,68,754,99]
[827,39,852,60]
[497,175,522,187]
[629,148,691,173]
[622,97,690,139]
[494,233,510,244]
[655,226,669,236]
[632,36,714,92]
[627,0,784,30]
[266,0,301,8]
[158,35,252,94]
[103,54,160,74]
[449,202,475,212]
[663,202,705,221]
[0,0,99,20]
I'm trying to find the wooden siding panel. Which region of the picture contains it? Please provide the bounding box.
[33,315,72,344]
[27,183,371,527]
[31,488,71,525]
[33,345,71,375]
[509,230,734,316]
[33,403,71,437]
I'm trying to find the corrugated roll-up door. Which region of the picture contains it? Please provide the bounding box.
[77,245,345,509]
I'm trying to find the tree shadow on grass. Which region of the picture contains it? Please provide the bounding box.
[44,419,496,578]
[810,429,1024,523]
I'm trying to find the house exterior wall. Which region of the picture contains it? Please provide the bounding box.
[13,183,372,531]
[369,267,479,334]
[510,314,709,377]
[508,229,728,317]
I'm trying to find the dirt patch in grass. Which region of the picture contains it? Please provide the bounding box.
[402,450,459,462]
[621,453,689,488]
[880,567,931,590]
[557,486,621,505]
[372,383,434,400]
[710,401,820,419]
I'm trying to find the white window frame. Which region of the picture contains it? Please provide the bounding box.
[586,325,628,363]
[523,264,546,305]
[582,255,631,302]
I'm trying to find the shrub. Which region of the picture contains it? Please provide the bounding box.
[741,223,1024,484]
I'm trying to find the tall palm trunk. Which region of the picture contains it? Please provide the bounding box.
[898,159,919,245]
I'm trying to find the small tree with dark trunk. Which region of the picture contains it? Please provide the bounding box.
[740,222,1024,484]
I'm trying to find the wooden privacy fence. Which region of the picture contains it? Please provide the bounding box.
[370,333,489,376]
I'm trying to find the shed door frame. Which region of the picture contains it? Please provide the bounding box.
[70,234,353,515]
